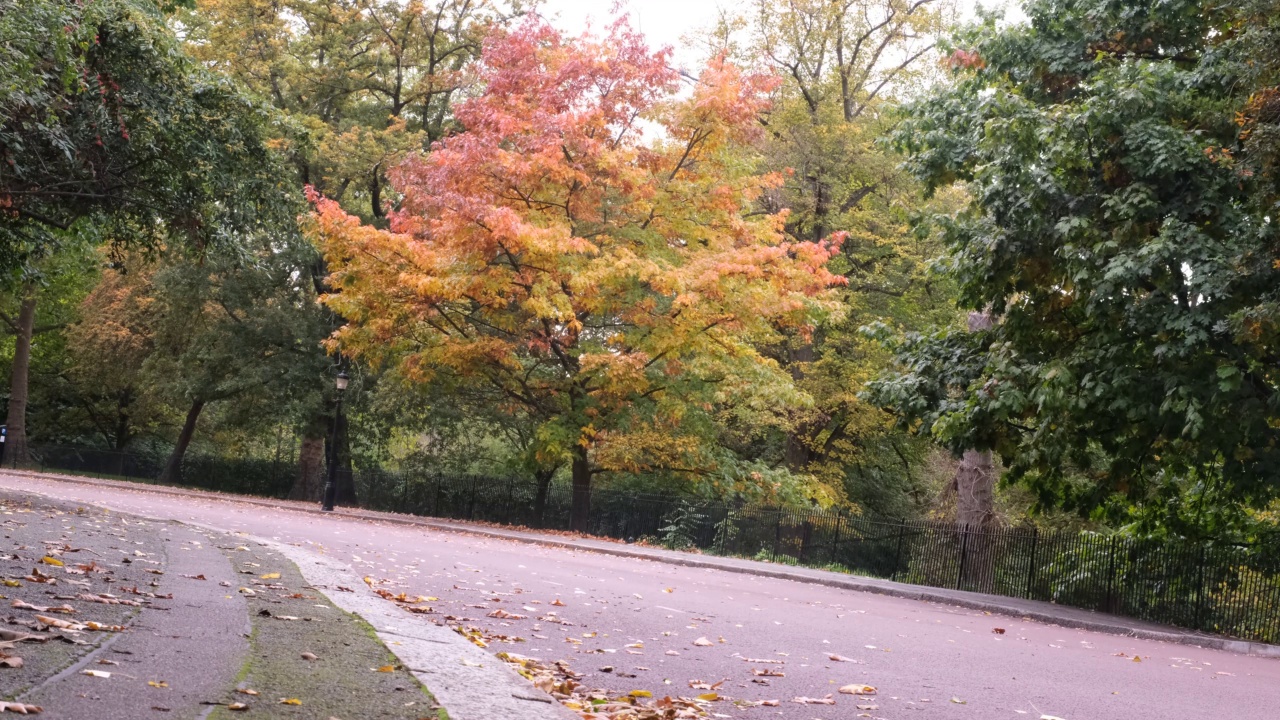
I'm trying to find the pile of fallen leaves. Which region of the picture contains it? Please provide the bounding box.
[496,651,715,720]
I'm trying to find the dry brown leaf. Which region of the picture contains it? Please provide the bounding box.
[828,654,857,662]
[0,657,23,669]
[839,684,877,695]
[752,668,784,677]
[301,652,318,661]
[0,700,42,713]
[227,703,248,711]
[792,694,836,705]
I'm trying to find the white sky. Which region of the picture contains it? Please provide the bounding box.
[538,0,1028,66]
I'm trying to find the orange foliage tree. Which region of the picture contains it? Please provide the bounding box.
[310,19,847,531]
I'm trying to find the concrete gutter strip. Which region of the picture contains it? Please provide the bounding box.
[9,469,1280,660]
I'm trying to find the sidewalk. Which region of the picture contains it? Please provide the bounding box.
[0,487,571,719]
[8,468,1280,661]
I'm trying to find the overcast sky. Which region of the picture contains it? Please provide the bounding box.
[537,0,1028,65]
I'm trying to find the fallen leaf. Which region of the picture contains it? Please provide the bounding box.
[301,652,318,661]
[792,695,836,705]
[692,637,713,647]
[696,692,720,702]
[828,654,857,662]
[839,684,876,695]
[951,696,967,704]
[752,669,784,677]
[82,670,111,678]
[40,557,64,567]
[0,657,23,669]
[550,599,565,607]
[236,689,259,696]
[228,703,248,711]
[260,573,280,580]
[279,698,302,706]
[148,681,169,688]
[0,701,42,713]
[375,665,395,673]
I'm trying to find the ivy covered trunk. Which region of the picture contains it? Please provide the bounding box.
[3,284,36,467]
[289,435,326,501]
[570,446,591,533]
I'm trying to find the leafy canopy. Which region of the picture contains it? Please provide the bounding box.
[0,0,294,269]
[869,0,1280,532]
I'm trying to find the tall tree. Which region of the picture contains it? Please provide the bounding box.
[717,0,956,511]
[312,19,847,531]
[870,0,1280,534]
[177,0,525,500]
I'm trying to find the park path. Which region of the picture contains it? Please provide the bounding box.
[1,471,1277,720]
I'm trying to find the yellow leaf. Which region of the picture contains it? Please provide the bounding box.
[2,580,19,588]
[260,573,280,580]
[425,596,439,602]
[148,680,169,688]
[40,557,64,567]
[629,690,652,698]
[697,692,720,701]
[279,698,302,705]
[375,665,395,673]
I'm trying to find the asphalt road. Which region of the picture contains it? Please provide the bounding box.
[3,472,1277,720]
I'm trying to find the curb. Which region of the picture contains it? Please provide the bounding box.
[6,468,1280,660]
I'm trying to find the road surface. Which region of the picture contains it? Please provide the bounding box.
[3,472,1277,720]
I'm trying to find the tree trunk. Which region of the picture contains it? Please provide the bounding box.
[532,467,555,528]
[955,310,996,591]
[329,410,358,506]
[569,446,591,533]
[3,284,36,467]
[784,342,815,470]
[289,434,326,501]
[158,399,205,484]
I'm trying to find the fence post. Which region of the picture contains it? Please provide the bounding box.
[467,476,478,520]
[1105,536,1118,612]
[772,510,783,562]
[1025,528,1039,597]
[1194,543,1208,630]
[892,522,907,579]
[830,512,843,565]
[504,477,515,524]
[956,525,970,591]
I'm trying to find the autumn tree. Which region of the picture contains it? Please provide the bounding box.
[312,19,847,531]
[177,0,526,499]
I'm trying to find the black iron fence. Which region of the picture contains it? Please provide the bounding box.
[11,444,1280,644]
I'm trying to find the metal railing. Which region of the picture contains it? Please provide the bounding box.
[9,444,1280,644]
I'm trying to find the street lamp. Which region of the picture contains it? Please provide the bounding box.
[321,371,350,512]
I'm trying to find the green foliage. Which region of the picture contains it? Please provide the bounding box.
[869,0,1280,534]
[0,0,296,271]
[659,501,708,551]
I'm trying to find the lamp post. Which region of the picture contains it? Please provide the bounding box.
[321,371,349,512]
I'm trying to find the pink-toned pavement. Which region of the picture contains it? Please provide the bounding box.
[2,470,1278,720]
